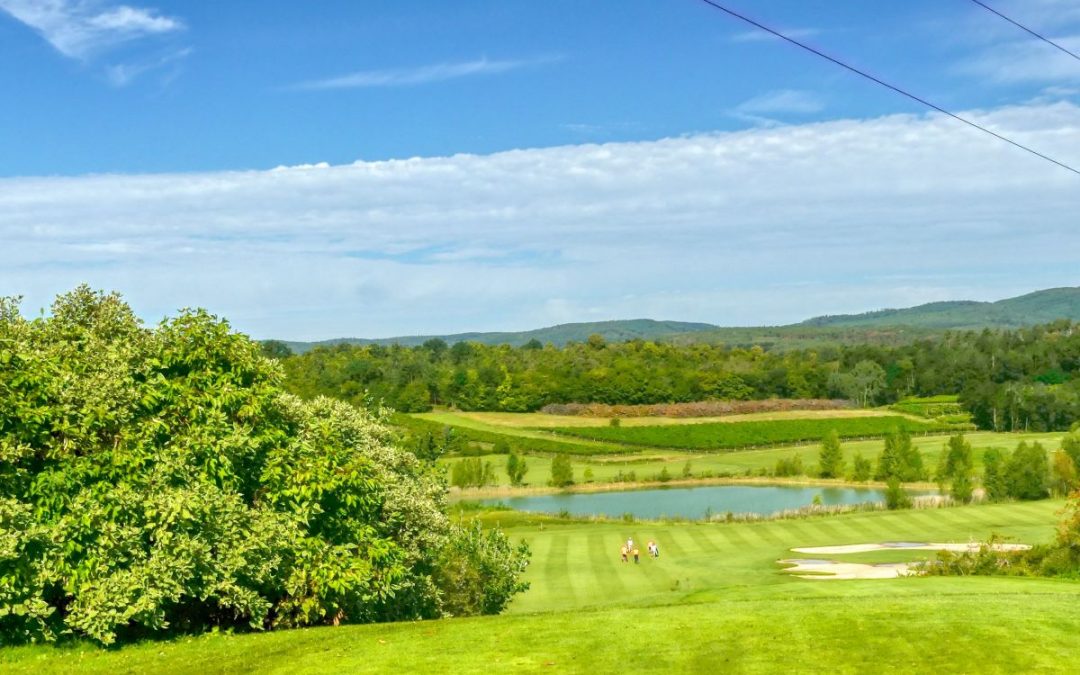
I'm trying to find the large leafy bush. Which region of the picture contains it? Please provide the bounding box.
[0,288,528,645]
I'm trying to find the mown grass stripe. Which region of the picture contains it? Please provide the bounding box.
[710,522,755,552]
[683,525,723,554]
[544,534,577,604]
[657,528,692,559]
[587,531,629,599]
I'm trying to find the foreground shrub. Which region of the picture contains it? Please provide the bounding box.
[0,288,529,645]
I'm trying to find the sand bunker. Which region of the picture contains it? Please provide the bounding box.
[792,542,1031,555]
[780,541,1031,580]
[779,559,913,580]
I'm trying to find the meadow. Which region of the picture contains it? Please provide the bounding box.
[5,500,1076,673]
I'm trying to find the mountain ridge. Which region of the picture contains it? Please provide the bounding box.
[278,287,1080,353]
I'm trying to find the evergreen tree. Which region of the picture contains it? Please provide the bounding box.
[818,430,844,479]
[982,448,1010,502]
[875,429,904,481]
[897,428,927,482]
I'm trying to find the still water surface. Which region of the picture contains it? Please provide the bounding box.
[483,484,919,519]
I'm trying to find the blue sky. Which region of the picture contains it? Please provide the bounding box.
[1,0,1079,339]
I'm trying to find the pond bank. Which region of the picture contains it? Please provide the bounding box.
[450,475,939,501]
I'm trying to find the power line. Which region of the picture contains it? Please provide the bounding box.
[968,0,1080,63]
[695,0,1080,178]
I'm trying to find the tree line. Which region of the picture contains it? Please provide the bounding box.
[274,321,1080,430]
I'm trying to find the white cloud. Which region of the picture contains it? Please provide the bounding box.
[1,103,1079,340]
[954,0,1080,84]
[290,56,555,91]
[735,89,825,115]
[0,0,183,59]
[730,27,821,43]
[958,35,1080,84]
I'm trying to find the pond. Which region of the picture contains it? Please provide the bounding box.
[481,484,928,520]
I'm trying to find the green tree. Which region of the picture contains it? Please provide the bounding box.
[831,360,886,407]
[936,435,974,503]
[876,428,925,482]
[818,430,844,478]
[1006,442,1050,500]
[850,452,872,482]
[506,452,528,486]
[982,448,1010,502]
[884,476,913,509]
[1051,449,1079,497]
[395,379,432,412]
[549,455,574,487]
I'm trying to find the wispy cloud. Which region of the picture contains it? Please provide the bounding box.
[957,35,1080,84]
[951,0,1080,85]
[730,27,821,43]
[731,89,825,126]
[289,56,556,91]
[104,46,191,87]
[2,103,1078,339]
[736,89,825,115]
[0,0,183,59]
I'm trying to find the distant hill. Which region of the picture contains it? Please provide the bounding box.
[279,287,1080,354]
[799,287,1080,329]
[282,319,718,354]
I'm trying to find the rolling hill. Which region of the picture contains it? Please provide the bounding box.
[279,287,1080,353]
[282,319,718,354]
[800,287,1080,329]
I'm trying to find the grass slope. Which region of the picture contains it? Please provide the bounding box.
[6,501,1076,673]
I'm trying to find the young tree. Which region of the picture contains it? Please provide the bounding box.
[876,428,925,482]
[1051,449,1079,497]
[875,430,902,481]
[982,448,1010,502]
[505,452,528,486]
[818,430,844,479]
[885,476,913,510]
[937,434,974,503]
[549,455,574,487]
[850,452,873,482]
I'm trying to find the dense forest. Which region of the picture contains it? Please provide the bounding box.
[275,321,1080,431]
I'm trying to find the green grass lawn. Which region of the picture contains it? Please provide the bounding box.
[6,500,1077,673]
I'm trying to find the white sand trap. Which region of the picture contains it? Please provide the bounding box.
[779,559,913,580]
[792,542,1031,555]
